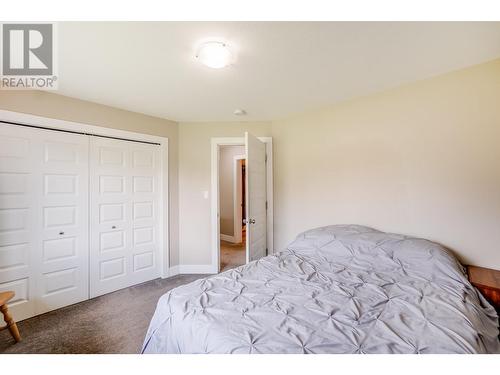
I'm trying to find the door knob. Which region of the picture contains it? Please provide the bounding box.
[112,226,116,229]
[248,219,256,224]
[59,231,64,235]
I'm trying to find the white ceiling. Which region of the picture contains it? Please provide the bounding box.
[56,22,500,122]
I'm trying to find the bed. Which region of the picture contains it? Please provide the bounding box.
[142,225,500,353]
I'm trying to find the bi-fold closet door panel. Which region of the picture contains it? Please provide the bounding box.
[89,137,160,298]
[0,124,38,321]
[34,128,89,314]
[0,123,89,321]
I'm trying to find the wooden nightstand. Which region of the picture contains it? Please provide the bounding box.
[467,265,500,312]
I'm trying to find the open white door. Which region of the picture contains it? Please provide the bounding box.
[245,132,267,263]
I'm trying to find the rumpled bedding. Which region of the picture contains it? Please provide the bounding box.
[142,225,500,353]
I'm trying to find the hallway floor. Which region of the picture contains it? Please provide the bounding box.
[220,240,246,272]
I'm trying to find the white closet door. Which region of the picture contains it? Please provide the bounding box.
[128,142,161,286]
[0,123,37,321]
[34,128,89,314]
[0,123,89,320]
[90,137,160,298]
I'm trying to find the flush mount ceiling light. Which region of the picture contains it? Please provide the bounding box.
[233,109,247,116]
[196,41,233,69]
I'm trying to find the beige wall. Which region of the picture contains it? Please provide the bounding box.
[178,122,272,266]
[219,145,245,237]
[272,58,500,269]
[2,58,500,272]
[0,90,181,267]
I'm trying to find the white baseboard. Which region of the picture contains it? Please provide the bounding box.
[220,234,237,243]
[164,264,217,278]
[164,265,180,278]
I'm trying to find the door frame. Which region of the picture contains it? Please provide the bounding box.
[233,154,246,244]
[0,110,170,279]
[210,137,273,273]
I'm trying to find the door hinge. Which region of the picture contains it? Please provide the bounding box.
[265,153,268,163]
[265,201,268,210]
[266,248,268,256]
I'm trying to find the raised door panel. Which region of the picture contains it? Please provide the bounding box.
[89,137,133,298]
[0,123,36,321]
[34,128,89,314]
[129,143,160,285]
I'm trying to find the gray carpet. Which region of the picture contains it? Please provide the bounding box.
[0,274,206,354]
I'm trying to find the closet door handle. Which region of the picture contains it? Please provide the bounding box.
[112,226,116,229]
[59,231,65,235]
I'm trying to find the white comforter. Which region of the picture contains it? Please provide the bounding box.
[142,225,500,353]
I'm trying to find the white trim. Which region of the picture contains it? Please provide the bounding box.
[165,263,214,278]
[160,138,170,279]
[211,136,274,274]
[0,109,170,278]
[264,137,274,256]
[220,234,236,243]
[166,265,180,277]
[233,154,245,244]
[0,110,168,144]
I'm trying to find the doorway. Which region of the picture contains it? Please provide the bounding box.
[218,146,246,272]
[211,134,274,274]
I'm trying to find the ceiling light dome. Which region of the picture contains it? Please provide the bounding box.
[233,109,246,116]
[196,41,232,69]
